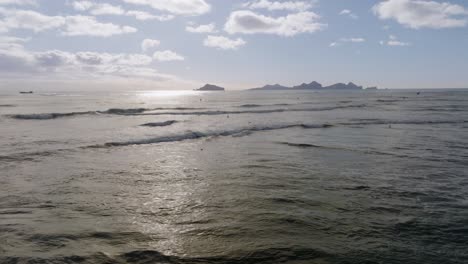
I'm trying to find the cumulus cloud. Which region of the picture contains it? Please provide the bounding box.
[72,1,93,11]
[339,9,358,19]
[224,10,326,37]
[153,50,185,61]
[242,0,315,11]
[72,1,174,21]
[62,16,137,37]
[203,35,246,50]
[126,11,174,21]
[186,23,217,33]
[87,3,125,16]
[372,0,468,29]
[0,8,65,32]
[141,38,160,52]
[0,40,178,81]
[0,0,36,5]
[121,0,211,16]
[0,8,137,36]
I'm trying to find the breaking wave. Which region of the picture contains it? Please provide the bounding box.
[8,107,204,120]
[90,123,331,148]
[10,111,96,120]
[131,104,367,117]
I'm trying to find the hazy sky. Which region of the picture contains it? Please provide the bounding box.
[0,0,467,90]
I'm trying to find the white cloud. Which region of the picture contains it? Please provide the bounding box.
[72,1,94,11]
[340,37,365,43]
[340,9,351,15]
[224,10,326,37]
[141,38,160,52]
[339,9,358,19]
[121,0,211,16]
[387,40,411,46]
[0,8,137,37]
[372,0,468,29]
[153,50,184,62]
[62,16,137,37]
[0,0,36,5]
[186,23,216,33]
[0,8,65,32]
[380,35,411,46]
[89,3,125,15]
[126,11,174,21]
[242,0,315,11]
[329,37,365,47]
[72,1,173,21]
[203,35,246,50]
[0,40,175,81]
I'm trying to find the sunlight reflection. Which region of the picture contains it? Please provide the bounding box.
[136,90,203,98]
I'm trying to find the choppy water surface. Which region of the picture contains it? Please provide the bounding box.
[1,89,467,264]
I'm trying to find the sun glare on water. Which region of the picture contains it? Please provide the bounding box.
[136,90,202,98]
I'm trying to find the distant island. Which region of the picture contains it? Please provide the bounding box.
[195,84,225,91]
[249,81,373,91]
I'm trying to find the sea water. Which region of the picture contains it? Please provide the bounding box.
[0,89,467,263]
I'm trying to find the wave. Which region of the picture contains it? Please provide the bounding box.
[278,141,416,161]
[376,99,400,103]
[238,103,291,108]
[0,104,16,107]
[140,120,178,127]
[131,104,368,117]
[9,111,96,120]
[104,108,147,114]
[0,149,70,163]
[89,123,331,148]
[278,141,468,165]
[341,119,468,126]
[0,247,331,264]
[278,142,326,149]
[8,107,205,120]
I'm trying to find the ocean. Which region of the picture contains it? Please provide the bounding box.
[0,89,467,263]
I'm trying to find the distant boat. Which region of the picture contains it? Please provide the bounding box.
[366,87,378,90]
[19,91,33,94]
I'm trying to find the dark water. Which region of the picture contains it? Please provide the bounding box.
[0,89,467,263]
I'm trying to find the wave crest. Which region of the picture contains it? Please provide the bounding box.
[91,123,331,148]
[140,120,178,127]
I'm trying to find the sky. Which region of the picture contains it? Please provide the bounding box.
[0,0,468,90]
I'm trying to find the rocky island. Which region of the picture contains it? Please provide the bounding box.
[250,81,367,91]
[195,84,225,91]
